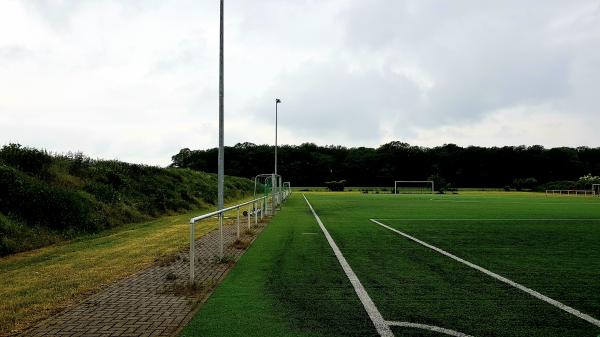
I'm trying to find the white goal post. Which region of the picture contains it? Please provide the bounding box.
[394,180,434,194]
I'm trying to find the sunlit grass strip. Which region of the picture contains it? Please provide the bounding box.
[0,198,253,335]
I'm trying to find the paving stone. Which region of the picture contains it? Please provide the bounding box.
[21,220,269,337]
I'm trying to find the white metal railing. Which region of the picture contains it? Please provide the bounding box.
[189,196,266,283]
[545,189,594,196]
[188,189,291,283]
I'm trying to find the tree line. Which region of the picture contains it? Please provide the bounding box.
[171,141,600,189]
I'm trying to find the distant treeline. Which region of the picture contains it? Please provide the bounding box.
[171,141,600,188]
[0,144,254,256]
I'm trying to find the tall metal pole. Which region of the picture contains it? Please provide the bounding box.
[274,99,281,211]
[217,0,225,258]
[275,99,279,176]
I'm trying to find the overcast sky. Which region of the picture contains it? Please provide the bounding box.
[1,1,600,165]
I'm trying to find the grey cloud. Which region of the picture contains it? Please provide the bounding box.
[310,0,596,133]
[252,60,422,142]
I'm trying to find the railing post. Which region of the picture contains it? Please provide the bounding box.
[236,206,240,239]
[219,212,224,259]
[247,204,251,229]
[254,201,258,226]
[189,220,195,283]
[261,198,264,220]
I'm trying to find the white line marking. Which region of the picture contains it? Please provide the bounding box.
[427,200,600,205]
[370,219,600,328]
[302,195,394,337]
[375,218,600,221]
[386,321,474,337]
[301,232,318,235]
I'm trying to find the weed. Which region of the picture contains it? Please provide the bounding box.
[155,254,180,267]
[231,238,250,250]
[165,271,178,281]
[214,255,235,265]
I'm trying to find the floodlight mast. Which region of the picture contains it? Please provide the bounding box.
[274,98,281,211]
[275,98,281,176]
[217,0,225,258]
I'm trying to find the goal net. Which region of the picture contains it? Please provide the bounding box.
[394,180,434,194]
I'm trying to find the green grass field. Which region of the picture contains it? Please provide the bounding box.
[181,192,600,337]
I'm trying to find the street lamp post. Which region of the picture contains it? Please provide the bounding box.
[217,0,225,258]
[275,98,281,176]
[274,98,281,212]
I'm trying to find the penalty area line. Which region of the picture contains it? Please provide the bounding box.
[370,219,600,328]
[302,195,477,337]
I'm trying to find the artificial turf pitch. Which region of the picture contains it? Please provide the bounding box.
[180,192,600,337]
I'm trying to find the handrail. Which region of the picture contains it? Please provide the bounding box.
[189,196,267,224]
[188,190,291,283]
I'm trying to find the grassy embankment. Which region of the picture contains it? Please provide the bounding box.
[0,143,253,255]
[0,144,256,335]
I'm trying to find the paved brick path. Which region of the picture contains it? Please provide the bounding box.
[23,220,267,337]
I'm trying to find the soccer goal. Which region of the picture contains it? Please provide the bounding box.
[394,180,434,194]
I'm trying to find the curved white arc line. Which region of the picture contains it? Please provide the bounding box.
[386,321,475,337]
[370,219,600,328]
[303,195,394,337]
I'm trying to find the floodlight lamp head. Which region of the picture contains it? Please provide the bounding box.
[275,98,281,104]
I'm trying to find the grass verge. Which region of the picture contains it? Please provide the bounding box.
[0,198,253,336]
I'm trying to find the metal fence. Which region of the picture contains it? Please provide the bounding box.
[545,189,594,196]
[188,189,290,283]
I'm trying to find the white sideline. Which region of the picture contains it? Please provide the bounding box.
[374,218,600,221]
[370,219,600,328]
[386,321,474,337]
[302,195,394,337]
[303,195,476,337]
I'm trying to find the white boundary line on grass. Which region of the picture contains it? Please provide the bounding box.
[428,200,600,205]
[370,218,600,329]
[386,321,473,337]
[303,195,393,337]
[374,218,600,221]
[302,194,475,337]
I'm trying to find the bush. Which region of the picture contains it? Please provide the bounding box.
[0,143,52,178]
[512,177,538,191]
[324,180,346,191]
[577,174,600,189]
[536,180,576,191]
